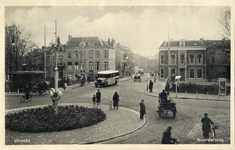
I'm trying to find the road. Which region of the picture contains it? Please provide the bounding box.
[5,74,230,144]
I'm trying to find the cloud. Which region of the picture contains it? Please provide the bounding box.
[5,6,228,57]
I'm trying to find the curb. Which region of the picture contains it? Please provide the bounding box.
[85,106,146,144]
[5,103,146,144]
[143,90,230,102]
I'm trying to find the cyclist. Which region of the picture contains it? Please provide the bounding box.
[24,84,31,100]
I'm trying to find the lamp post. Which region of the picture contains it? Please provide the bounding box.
[50,20,62,115]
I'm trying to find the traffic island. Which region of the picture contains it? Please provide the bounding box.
[5,103,145,144]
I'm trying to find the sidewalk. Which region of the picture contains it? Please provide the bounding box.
[144,82,230,101]
[5,103,145,144]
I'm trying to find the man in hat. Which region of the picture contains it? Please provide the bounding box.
[139,99,146,119]
[162,126,177,144]
[201,113,214,139]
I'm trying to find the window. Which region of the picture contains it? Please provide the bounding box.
[160,54,164,64]
[160,68,164,78]
[180,54,184,64]
[104,62,108,70]
[75,62,79,70]
[95,50,100,58]
[197,69,202,78]
[190,68,195,78]
[171,68,175,76]
[68,62,72,70]
[171,54,176,64]
[80,51,84,59]
[89,62,94,70]
[197,54,202,64]
[53,56,55,64]
[211,57,215,63]
[95,62,100,70]
[104,50,108,58]
[89,50,93,58]
[59,55,63,63]
[189,54,195,63]
[74,51,79,58]
[68,52,72,59]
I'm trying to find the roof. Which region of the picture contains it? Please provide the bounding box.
[160,40,205,47]
[66,37,109,47]
[97,70,119,74]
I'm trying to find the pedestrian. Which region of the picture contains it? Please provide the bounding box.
[113,91,119,109]
[92,94,96,105]
[109,100,113,110]
[165,79,170,95]
[149,80,153,93]
[96,89,101,105]
[201,113,214,139]
[162,126,178,144]
[139,99,146,119]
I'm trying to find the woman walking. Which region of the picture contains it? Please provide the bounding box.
[113,91,119,109]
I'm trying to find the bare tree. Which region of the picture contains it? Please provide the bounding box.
[5,23,37,72]
[217,10,231,40]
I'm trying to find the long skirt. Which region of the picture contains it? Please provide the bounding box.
[113,101,119,108]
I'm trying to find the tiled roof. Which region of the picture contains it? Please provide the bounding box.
[67,37,109,47]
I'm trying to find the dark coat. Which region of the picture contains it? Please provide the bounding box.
[201,117,213,134]
[96,91,101,103]
[139,102,146,114]
[113,92,119,107]
[139,102,146,119]
[149,81,153,89]
[162,130,176,144]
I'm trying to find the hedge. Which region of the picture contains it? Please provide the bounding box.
[5,105,106,132]
[169,83,219,95]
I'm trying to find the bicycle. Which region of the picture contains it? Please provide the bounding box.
[19,93,32,103]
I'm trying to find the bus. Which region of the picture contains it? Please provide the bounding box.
[95,70,119,87]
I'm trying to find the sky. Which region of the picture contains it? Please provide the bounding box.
[5,5,230,57]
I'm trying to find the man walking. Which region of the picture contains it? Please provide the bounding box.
[139,99,146,119]
[201,113,214,139]
[149,80,153,93]
[96,89,101,105]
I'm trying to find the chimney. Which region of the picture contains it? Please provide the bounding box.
[108,38,110,46]
[57,36,61,44]
[68,35,72,40]
[200,38,204,44]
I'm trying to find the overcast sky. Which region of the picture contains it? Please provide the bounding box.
[5,6,230,57]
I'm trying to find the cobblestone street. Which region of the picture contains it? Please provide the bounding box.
[5,74,230,144]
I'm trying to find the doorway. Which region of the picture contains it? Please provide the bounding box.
[180,68,185,81]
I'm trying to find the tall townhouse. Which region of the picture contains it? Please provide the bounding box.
[159,39,206,82]
[65,36,115,81]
